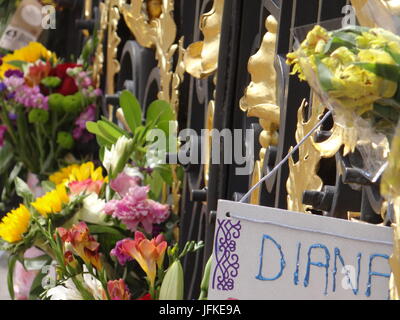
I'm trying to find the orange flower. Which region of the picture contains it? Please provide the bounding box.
[25,61,52,87]
[107,279,131,300]
[121,232,167,288]
[57,222,102,271]
[68,179,104,195]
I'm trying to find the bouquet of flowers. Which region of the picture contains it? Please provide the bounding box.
[287,25,400,180]
[0,92,204,300]
[0,41,101,177]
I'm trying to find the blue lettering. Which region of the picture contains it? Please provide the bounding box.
[294,242,301,286]
[366,254,390,297]
[256,234,286,281]
[332,248,361,295]
[304,244,330,295]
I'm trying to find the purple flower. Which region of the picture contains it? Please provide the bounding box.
[104,185,170,234]
[14,85,48,110]
[0,82,6,92]
[3,76,24,92]
[5,69,24,78]
[8,112,17,121]
[73,104,96,142]
[0,125,7,147]
[110,239,134,266]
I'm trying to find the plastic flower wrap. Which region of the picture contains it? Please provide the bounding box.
[349,0,400,34]
[287,24,400,181]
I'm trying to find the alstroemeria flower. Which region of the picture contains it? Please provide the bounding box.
[25,60,52,87]
[119,232,167,288]
[57,222,102,270]
[107,279,131,300]
[68,179,103,195]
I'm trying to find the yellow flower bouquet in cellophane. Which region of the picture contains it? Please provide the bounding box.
[287,24,400,181]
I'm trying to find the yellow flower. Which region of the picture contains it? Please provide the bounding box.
[31,184,69,217]
[0,204,31,243]
[49,162,107,186]
[0,42,57,78]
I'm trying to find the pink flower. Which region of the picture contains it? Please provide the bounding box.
[13,247,44,300]
[14,85,48,109]
[107,279,131,300]
[110,239,133,266]
[110,172,140,197]
[27,172,44,198]
[0,125,7,147]
[3,75,24,91]
[68,179,103,195]
[105,185,169,234]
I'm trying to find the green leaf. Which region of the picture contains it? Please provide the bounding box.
[146,100,174,126]
[41,181,56,193]
[87,121,115,146]
[100,116,130,137]
[355,62,400,82]
[119,91,142,132]
[148,170,163,199]
[0,143,14,174]
[383,45,400,65]
[316,58,334,91]
[8,162,23,186]
[323,36,357,55]
[14,177,34,203]
[29,266,50,300]
[155,165,173,186]
[87,225,126,238]
[98,120,123,142]
[6,60,27,69]
[7,254,17,300]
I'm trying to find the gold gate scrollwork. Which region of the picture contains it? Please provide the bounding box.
[240,15,279,205]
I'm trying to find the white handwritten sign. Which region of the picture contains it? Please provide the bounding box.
[208,200,393,300]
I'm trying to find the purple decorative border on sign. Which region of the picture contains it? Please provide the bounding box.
[212,218,242,291]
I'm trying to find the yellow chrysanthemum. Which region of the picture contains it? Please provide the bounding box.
[0,204,31,243]
[31,184,69,217]
[0,42,57,78]
[49,162,107,186]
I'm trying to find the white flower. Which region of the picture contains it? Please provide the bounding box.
[46,278,83,300]
[123,166,144,180]
[103,135,133,174]
[45,269,105,300]
[76,193,111,226]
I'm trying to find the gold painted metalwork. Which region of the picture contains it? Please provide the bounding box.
[106,0,123,119]
[92,1,108,88]
[240,15,279,164]
[121,0,185,117]
[250,160,262,205]
[147,0,162,20]
[204,100,215,186]
[287,99,324,213]
[240,15,279,205]
[183,0,225,79]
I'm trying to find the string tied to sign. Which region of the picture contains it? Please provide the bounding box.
[239,110,333,204]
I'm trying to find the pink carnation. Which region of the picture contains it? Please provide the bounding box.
[105,185,169,234]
